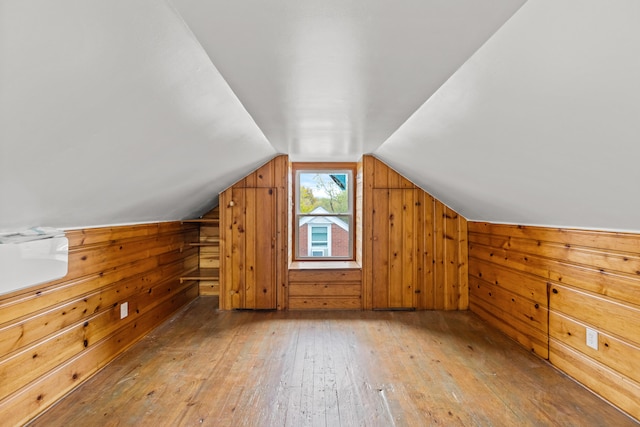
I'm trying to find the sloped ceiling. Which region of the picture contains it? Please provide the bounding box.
[2,0,639,233]
[170,0,526,161]
[0,0,275,230]
[377,0,640,232]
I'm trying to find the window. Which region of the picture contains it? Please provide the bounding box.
[293,163,355,260]
[309,225,330,256]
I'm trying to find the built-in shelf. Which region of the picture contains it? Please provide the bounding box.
[188,242,219,247]
[179,268,219,284]
[182,219,219,224]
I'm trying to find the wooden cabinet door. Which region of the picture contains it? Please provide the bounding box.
[225,187,277,310]
[372,189,422,309]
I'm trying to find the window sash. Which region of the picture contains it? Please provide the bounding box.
[293,164,355,260]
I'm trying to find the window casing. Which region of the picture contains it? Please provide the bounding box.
[293,163,355,260]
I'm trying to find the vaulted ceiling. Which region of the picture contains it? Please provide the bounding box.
[2,0,639,232]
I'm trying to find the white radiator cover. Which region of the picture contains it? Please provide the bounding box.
[0,237,69,295]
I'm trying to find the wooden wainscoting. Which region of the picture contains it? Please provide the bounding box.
[0,221,199,426]
[469,222,640,420]
[288,263,362,310]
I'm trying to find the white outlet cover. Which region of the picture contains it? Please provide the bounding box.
[120,302,128,319]
[586,327,598,350]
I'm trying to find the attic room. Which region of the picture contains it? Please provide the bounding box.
[1,0,639,425]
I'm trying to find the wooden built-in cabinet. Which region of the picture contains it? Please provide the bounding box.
[219,155,288,310]
[362,156,468,311]
[220,187,278,310]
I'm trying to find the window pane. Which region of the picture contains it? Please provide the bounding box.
[297,215,351,258]
[294,164,354,260]
[311,227,328,243]
[298,172,349,214]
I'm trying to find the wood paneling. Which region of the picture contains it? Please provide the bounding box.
[469,222,640,420]
[0,221,198,425]
[288,267,362,310]
[222,155,466,311]
[220,155,288,310]
[362,156,468,311]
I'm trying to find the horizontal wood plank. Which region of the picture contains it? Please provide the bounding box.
[289,284,362,297]
[0,221,198,424]
[288,297,362,310]
[469,221,640,421]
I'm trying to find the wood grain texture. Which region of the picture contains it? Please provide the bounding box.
[469,221,640,420]
[288,267,362,310]
[30,297,638,426]
[0,221,198,425]
[362,156,468,311]
[197,206,220,296]
[219,155,288,310]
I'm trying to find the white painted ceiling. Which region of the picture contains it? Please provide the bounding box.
[377,0,640,232]
[2,0,640,233]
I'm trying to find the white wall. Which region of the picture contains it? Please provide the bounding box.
[376,0,640,232]
[0,0,275,230]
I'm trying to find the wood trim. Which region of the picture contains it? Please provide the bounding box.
[290,161,357,262]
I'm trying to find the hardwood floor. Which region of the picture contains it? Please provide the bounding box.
[30,297,637,426]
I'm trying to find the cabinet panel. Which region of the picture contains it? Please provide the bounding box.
[372,189,421,309]
[223,188,277,310]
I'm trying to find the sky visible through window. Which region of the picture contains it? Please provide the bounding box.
[298,172,349,214]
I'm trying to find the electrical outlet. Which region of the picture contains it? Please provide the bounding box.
[120,302,128,319]
[586,327,598,350]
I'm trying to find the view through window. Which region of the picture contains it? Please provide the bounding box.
[294,166,354,260]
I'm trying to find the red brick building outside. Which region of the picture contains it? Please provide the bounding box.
[298,207,350,258]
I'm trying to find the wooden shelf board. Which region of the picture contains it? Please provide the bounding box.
[180,268,219,283]
[188,242,220,247]
[182,219,219,224]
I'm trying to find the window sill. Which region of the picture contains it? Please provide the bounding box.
[289,261,361,270]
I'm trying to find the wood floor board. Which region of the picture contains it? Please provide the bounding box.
[29,297,638,427]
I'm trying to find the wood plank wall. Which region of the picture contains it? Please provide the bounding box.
[288,267,363,310]
[220,155,288,310]
[362,156,468,310]
[0,222,199,426]
[469,222,640,420]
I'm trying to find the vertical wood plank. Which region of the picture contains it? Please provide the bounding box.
[219,191,229,309]
[362,156,375,310]
[275,157,288,310]
[231,188,245,309]
[457,215,469,310]
[244,188,257,309]
[433,201,445,310]
[400,190,416,308]
[255,188,277,309]
[444,207,459,310]
[387,189,403,308]
[372,189,390,309]
[414,192,426,309]
[373,157,389,189]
